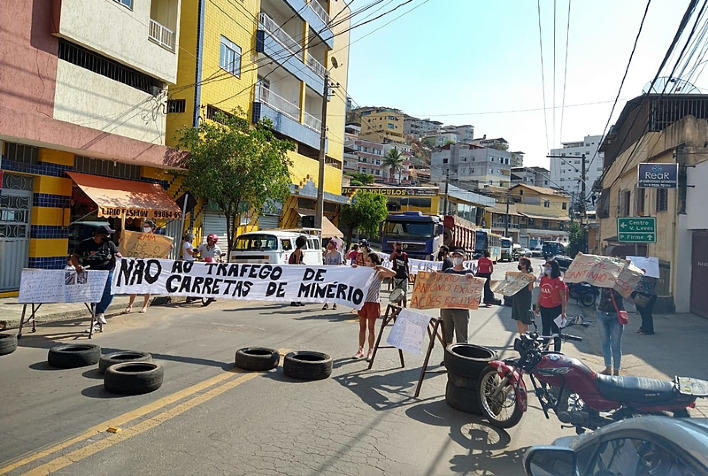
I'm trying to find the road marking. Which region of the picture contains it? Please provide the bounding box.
[0,349,287,475]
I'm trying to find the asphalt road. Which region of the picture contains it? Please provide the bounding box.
[0,257,679,475]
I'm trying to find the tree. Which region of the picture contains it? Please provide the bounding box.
[345,171,375,185]
[567,222,587,258]
[177,110,295,257]
[383,147,404,183]
[339,190,388,249]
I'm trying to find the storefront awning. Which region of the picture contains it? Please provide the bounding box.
[67,172,182,220]
[520,212,571,222]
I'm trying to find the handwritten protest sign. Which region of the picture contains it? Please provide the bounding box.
[119,230,173,258]
[409,271,485,310]
[627,256,659,278]
[386,309,431,354]
[564,253,643,298]
[18,269,109,304]
[111,258,375,310]
[490,271,536,296]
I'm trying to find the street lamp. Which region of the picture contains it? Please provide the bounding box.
[314,57,339,230]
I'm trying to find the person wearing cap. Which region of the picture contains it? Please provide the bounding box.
[437,245,453,271]
[440,248,474,345]
[70,224,122,327]
[389,242,410,308]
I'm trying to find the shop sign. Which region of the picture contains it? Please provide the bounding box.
[98,206,182,220]
[342,186,438,197]
[637,163,678,188]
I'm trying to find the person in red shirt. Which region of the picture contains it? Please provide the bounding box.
[535,259,567,352]
[476,251,495,306]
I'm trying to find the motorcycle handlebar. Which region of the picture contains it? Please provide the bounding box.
[562,334,583,342]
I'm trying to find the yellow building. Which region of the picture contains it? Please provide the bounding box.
[358,108,406,144]
[341,186,441,216]
[166,0,350,237]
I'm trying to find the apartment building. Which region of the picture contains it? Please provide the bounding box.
[357,108,406,144]
[165,0,351,232]
[403,116,443,138]
[550,135,604,210]
[431,144,512,188]
[0,0,184,293]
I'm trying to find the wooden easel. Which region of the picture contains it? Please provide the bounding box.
[367,304,447,398]
[17,302,100,338]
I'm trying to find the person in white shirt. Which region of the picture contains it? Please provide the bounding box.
[197,233,222,262]
[182,232,196,261]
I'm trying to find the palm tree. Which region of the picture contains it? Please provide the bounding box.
[383,147,404,183]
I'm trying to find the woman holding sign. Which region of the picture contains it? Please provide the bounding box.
[511,257,535,335]
[535,259,567,352]
[353,253,395,361]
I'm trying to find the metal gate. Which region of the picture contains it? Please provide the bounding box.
[690,231,708,318]
[202,211,228,245]
[0,173,33,291]
[164,219,183,260]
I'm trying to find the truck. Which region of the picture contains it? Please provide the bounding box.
[500,237,514,262]
[381,211,476,259]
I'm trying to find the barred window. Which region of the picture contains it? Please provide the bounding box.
[167,99,186,113]
[656,188,668,212]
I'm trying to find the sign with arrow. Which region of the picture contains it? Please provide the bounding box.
[618,217,656,243]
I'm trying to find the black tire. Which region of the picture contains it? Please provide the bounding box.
[0,333,18,356]
[444,343,497,379]
[283,351,332,381]
[98,351,153,374]
[580,292,596,307]
[48,344,101,369]
[447,371,479,391]
[104,362,164,395]
[478,366,524,429]
[234,347,280,371]
[445,381,482,415]
[201,297,214,307]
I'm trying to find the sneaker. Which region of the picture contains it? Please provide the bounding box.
[97,313,107,325]
[332,304,337,310]
[366,350,374,362]
[353,348,365,359]
[322,304,329,310]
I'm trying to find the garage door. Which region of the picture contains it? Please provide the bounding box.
[690,231,708,318]
[202,211,228,245]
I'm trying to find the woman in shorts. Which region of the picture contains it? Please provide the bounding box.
[353,253,395,361]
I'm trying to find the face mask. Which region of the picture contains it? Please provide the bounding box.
[544,268,552,276]
[453,257,464,266]
[142,227,152,233]
[396,248,402,252]
[437,252,444,260]
[518,266,524,271]
[102,236,111,243]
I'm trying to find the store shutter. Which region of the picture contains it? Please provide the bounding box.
[201,211,228,245]
[258,215,280,230]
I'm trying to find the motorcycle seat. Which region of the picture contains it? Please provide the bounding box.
[595,374,676,404]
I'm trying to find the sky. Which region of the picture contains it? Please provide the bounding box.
[344,0,705,169]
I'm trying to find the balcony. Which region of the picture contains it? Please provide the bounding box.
[282,0,334,48]
[304,111,322,132]
[253,84,321,150]
[148,19,175,52]
[309,0,330,25]
[256,13,325,93]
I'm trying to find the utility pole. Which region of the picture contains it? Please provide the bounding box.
[315,70,331,230]
[504,188,510,237]
[444,168,450,215]
[580,153,587,226]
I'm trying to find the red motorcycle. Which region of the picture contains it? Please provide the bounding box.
[477,323,708,434]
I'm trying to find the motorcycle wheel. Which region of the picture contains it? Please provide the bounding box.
[478,366,524,429]
[580,293,596,307]
[201,297,215,307]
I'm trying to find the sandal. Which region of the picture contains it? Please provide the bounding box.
[123,305,133,314]
[366,350,374,362]
[353,348,364,359]
[140,306,148,313]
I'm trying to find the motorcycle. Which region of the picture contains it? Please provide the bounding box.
[477,321,708,434]
[567,282,599,307]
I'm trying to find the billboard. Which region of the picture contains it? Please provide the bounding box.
[637,163,678,188]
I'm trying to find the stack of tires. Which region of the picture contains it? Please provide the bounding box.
[444,343,497,414]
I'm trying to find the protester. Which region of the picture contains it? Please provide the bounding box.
[70,224,122,328]
[476,250,496,305]
[389,241,410,308]
[347,244,359,265]
[353,253,395,361]
[437,245,454,271]
[322,238,343,310]
[511,257,535,335]
[535,259,567,352]
[125,220,158,314]
[440,248,476,345]
[197,233,222,262]
[632,272,657,335]
[289,235,307,306]
[597,287,626,375]
[355,243,370,267]
[182,232,197,303]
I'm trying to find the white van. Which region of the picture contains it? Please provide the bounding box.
[229,230,323,265]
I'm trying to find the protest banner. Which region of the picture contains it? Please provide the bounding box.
[119,230,173,259]
[563,253,643,298]
[386,309,431,354]
[19,269,109,304]
[111,258,375,310]
[627,256,660,278]
[490,271,536,296]
[409,271,485,310]
[375,253,476,275]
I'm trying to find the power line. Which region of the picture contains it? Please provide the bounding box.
[537,0,550,153]
[553,0,557,148]
[559,0,572,144]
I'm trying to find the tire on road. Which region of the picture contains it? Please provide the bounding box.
[235,347,280,371]
[283,351,332,380]
[0,333,18,356]
[98,351,153,374]
[48,344,101,369]
[104,362,164,395]
[444,343,497,379]
[445,381,482,415]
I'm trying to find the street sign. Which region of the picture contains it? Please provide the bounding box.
[637,163,678,188]
[618,217,656,243]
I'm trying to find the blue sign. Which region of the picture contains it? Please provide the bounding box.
[637,163,678,188]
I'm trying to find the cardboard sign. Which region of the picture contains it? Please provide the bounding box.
[386,309,431,354]
[18,269,109,304]
[409,271,486,310]
[627,256,660,279]
[111,258,375,310]
[563,253,644,298]
[490,271,536,296]
[119,230,173,259]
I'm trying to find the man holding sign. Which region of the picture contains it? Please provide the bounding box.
[440,249,476,345]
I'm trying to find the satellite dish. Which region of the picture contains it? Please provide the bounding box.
[389,289,404,304]
[331,57,339,69]
[642,77,700,94]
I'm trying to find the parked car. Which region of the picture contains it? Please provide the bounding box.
[531,245,543,257]
[229,230,323,265]
[520,248,532,258]
[524,416,708,476]
[552,254,574,272]
[542,241,565,259]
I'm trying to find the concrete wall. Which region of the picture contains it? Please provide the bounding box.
[56,0,180,83]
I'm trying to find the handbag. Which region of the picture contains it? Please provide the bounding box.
[610,290,629,325]
[632,293,651,307]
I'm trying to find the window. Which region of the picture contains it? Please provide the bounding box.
[167,99,186,113]
[585,438,693,476]
[75,156,141,180]
[113,0,132,9]
[387,124,395,129]
[656,188,668,212]
[219,36,241,77]
[543,200,550,208]
[620,189,631,216]
[562,202,567,210]
[636,187,645,215]
[443,159,448,164]
[471,168,475,173]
